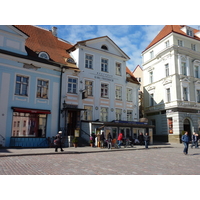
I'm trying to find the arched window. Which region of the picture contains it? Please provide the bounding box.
[101,45,108,50]
[38,52,49,60]
[67,57,75,64]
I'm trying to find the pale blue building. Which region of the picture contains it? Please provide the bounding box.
[0,25,74,147]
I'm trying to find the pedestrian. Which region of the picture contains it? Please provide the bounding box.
[107,132,112,149]
[54,131,64,152]
[196,133,199,148]
[181,131,190,155]
[100,132,105,148]
[191,132,199,148]
[117,132,123,148]
[138,132,144,145]
[143,133,150,149]
[91,132,96,147]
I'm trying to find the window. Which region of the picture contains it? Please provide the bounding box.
[116,62,121,76]
[165,40,170,48]
[38,52,49,60]
[183,87,188,101]
[149,71,153,83]
[150,51,154,59]
[137,77,141,82]
[178,40,183,47]
[12,112,47,137]
[100,107,108,121]
[68,77,78,93]
[115,108,122,120]
[197,90,200,103]
[187,29,193,37]
[15,75,29,96]
[115,86,122,100]
[85,54,93,69]
[85,80,93,96]
[166,88,171,102]
[101,58,108,72]
[150,93,154,106]
[165,63,169,77]
[37,79,49,99]
[195,66,199,78]
[101,45,108,50]
[127,110,133,121]
[83,106,93,120]
[191,44,196,51]
[101,83,109,98]
[126,88,132,102]
[181,62,187,75]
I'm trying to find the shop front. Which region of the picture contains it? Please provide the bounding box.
[10,107,51,147]
[81,120,154,146]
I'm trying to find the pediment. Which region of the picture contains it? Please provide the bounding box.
[180,77,190,83]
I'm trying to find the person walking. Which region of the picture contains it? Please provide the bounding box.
[143,133,150,149]
[190,132,199,149]
[182,131,190,155]
[107,132,112,149]
[54,131,64,152]
[91,132,96,147]
[100,132,105,148]
[117,132,123,148]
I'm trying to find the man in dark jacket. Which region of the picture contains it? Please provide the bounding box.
[182,131,190,155]
[107,132,112,149]
[191,132,199,149]
[143,133,150,149]
[138,132,144,145]
[54,131,64,152]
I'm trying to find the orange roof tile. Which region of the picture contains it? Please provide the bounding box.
[143,25,200,52]
[126,67,140,85]
[14,25,73,66]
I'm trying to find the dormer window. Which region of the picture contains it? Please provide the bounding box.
[101,45,108,50]
[38,52,49,60]
[67,57,76,64]
[187,29,193,37]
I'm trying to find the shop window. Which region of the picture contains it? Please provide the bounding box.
[12,112,47,137]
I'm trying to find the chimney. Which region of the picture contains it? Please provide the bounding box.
[51,26,57,37]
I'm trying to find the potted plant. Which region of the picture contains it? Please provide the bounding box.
[72,137,78,148]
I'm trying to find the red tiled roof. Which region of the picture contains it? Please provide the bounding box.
[14,25,73,66]
[143,25,200,52]
[126,67,140,85]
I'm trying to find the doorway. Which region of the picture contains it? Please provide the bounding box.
[67,111,78,136]
[183,118,191,137]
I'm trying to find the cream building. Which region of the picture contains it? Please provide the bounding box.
[142,25,200,143]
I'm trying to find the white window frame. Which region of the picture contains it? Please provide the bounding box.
[15,75,29,96]
[116,62,122,76]
[115,85,122,100]
[101,58,108,72]
[166,88,171,102]
[197,90,200,103]
[115,108,122,120]
[150,50,154,59]
[36,79,49,99]
[165,63,169,77]
[127,110,133,121]
[149,71,153,83]
[85,54,93,69]
[101,83,109,98]
[100,107,108,121]
[83,105,93,120]
[183,87,188,101]
[85,80,93,96]
[191,44,196,51]
[126,88,132,102]
[150,93,154,106]
[178,40,183,47]
[68,77,78,93]
[165,40,170,48]
[181,61,187,76]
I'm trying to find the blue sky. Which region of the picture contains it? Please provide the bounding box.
[38,25,164,71]
[38,25,199,72]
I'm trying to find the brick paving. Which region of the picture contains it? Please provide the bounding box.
[0,144,200,175]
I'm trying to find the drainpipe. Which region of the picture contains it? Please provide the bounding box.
[58,65,64,132]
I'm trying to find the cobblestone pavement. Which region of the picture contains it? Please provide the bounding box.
[0,146,200,175]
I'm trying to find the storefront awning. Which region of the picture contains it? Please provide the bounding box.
[12,107,51,114]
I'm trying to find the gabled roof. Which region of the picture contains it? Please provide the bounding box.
[132,65,143,73]
[68,35,130,60]
[14,25,74,66]
[142,25,200,53]
[126,67,140,85]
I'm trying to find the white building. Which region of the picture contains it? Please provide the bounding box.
[142,25,200,143]
[63,36,153,146]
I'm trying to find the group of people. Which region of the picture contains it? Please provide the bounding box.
[181,131,199,155]
[100,132,151,149]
